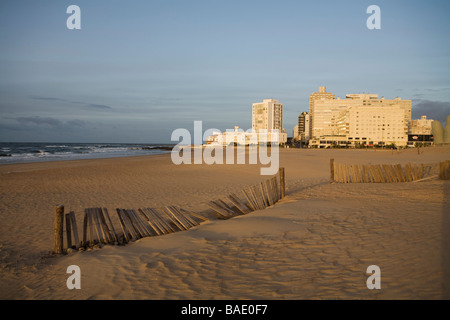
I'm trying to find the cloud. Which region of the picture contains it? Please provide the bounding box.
[85,103,113,110]
[28,96,113,110]
[412,99,450,124]
[15,116,62,126]
[66,119,86,127]
[12,117,87,129]
[424,88,450,93]
[28,96,67,102]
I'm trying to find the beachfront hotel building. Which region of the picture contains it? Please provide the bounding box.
[308,87,412,148]
[407,115,434,146]
[409,115,433,135]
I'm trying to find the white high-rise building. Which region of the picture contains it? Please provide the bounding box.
[293,124,299,141]
[309,86,335,138]
[252,99,287,143]
[252,99,283,131]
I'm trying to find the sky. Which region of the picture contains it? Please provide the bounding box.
[0,0,449,143]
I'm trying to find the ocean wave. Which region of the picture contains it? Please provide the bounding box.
[0,142,174,164]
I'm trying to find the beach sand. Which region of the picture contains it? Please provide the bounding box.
[0,147,449,299]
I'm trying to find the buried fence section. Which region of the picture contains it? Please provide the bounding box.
[53,168,286,254]
[46,173,220,252]
[56,206,210,253]
[208,169,284,220]
[330,159,440,183]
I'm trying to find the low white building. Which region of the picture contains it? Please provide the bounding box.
[205,126,247,146]
[205,126,286,146]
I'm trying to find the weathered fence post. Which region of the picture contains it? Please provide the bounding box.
[65,213,72,249]
[54,205,64,254]
[279,167,285,199]
[330,159,335,184]
[440,160,450,180]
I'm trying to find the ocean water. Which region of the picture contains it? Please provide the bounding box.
[0,142,174,164]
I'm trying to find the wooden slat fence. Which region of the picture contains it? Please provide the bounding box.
[330,159,446,183]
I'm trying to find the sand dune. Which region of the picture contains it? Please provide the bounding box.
[0,147,449,299]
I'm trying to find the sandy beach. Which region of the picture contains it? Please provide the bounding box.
[0,147,449,300]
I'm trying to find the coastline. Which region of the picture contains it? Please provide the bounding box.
[0,147,449,299]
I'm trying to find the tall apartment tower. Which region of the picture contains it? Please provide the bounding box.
[298,112,310,143]
[252,99,283,131]
[309,86,335,138]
